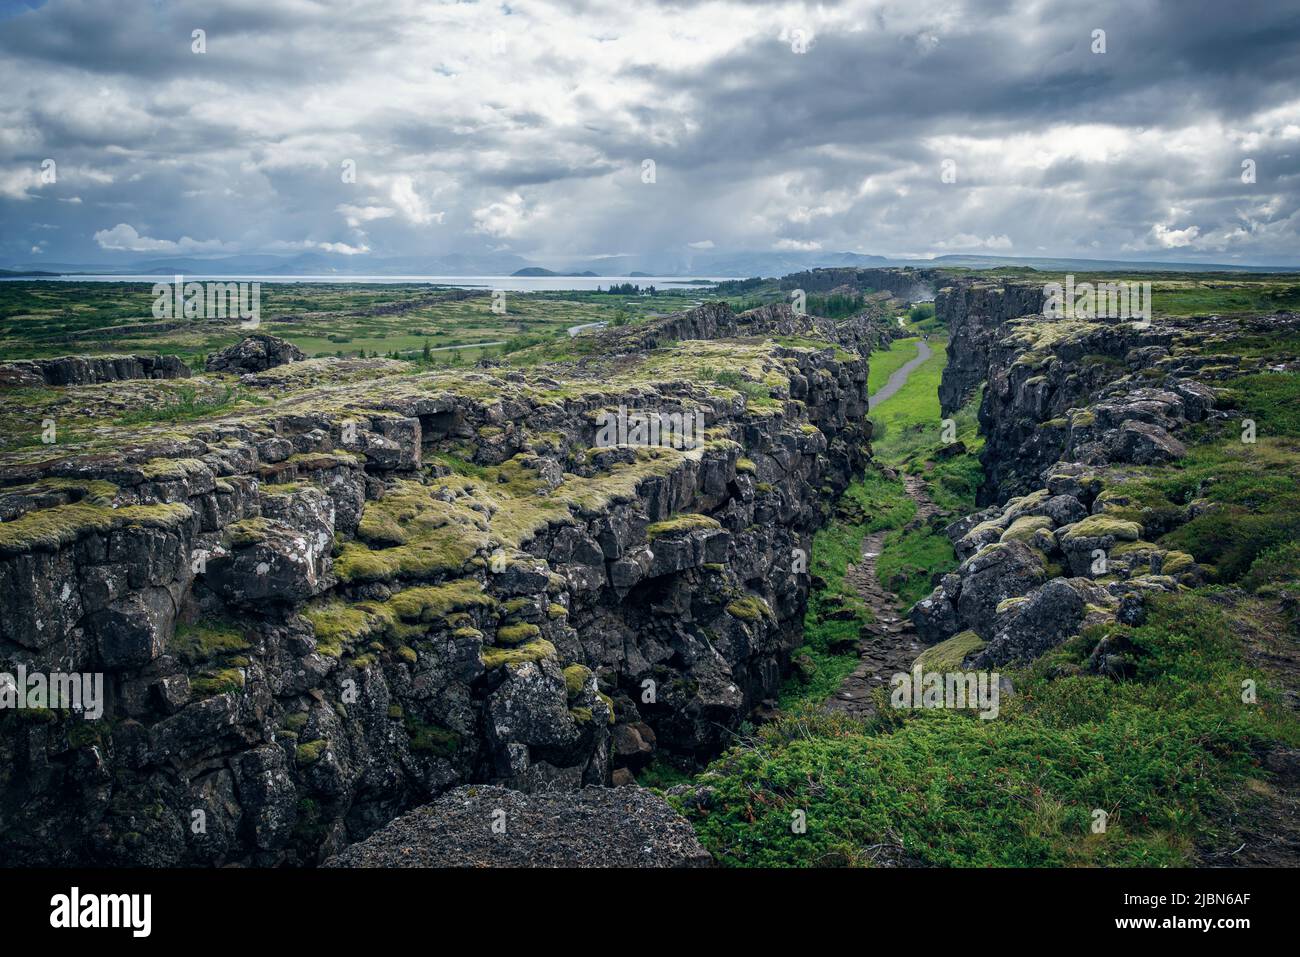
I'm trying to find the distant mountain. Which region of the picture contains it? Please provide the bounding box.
[511,267,599,277]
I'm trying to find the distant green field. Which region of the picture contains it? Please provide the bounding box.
[0,282,707,364]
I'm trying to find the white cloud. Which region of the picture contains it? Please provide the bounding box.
[92,223,235,253]
[389,176,443,226]
[687,239,714,249]
[0,166,42,200]
[774,238,822,251]
[1150,223,1201,248]
[268,239,371,256]
[336,204,395,228]
[473,193,534,238]
[933,234,1013,250]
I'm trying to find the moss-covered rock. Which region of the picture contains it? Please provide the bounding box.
[914,631,986,671]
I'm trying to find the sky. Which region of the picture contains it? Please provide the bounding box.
[1,0,1299,270]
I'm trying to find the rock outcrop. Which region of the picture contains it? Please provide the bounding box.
[0,353,191,389]
[205,334,307,374]
[914,281,1300,674]
[0,302,872,866]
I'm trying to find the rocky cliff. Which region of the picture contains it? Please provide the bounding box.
[915,282,1300,674]
[935,278,1045,417]
[0,303,872,865]
[0,354,192,389]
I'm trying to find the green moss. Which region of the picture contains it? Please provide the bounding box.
[171,619,250,666]
[302,603,371,657]
[481,639,557,669]
[190,668,245,697]
[563,663,594,700]
[284,712,308,732]
[645,513,722,538]
[736,457,758,474]
[596,690,616,724]
[225,516,272,548]
[726,595,774,623]
[570,706,594,724]
[547,603,568,619]
[497,622,541,645]
[396,645,418,664]
[296,739,328,765]
[914,631,986,671]
[304,580,495,653]
[139,457,208,482]
[0,500,192,555]
[1059,514,1144,544]
[999,515,1052,544]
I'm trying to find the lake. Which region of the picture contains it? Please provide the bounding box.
[2,275,724,292]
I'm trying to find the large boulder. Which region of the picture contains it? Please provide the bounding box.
[206,334,306,374]
[973,578,1086,667]
[954,540,1048,638]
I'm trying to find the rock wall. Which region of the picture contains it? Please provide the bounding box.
[936,279,1045,416]
[778,266,944,301]
[915,288,1300,677]
[0,354,191,389]
[0,304,872,866]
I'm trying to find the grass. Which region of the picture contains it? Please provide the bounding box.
[866,337,920,396]
[777,470,916,709]
[0,281,708,363]
[868,336,951,466]
[114,384,261,424]
[674,313,1300,868]
[676,588,1298,867]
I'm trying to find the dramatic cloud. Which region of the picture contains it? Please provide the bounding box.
[92,222,235,253]
[2,0,1299,269]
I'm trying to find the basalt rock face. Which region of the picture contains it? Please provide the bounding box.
[0,354,191,389]
[915,290,1300,673]
[597,300,895,358]
[0,303,871,866]
[778,266,944,301]
[936,279,1045,417]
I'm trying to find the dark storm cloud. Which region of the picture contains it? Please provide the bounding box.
[1,0,1299,267]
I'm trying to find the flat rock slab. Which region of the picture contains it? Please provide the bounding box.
[324,785,712,868]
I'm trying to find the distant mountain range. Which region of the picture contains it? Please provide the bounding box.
[3,249,1297,278]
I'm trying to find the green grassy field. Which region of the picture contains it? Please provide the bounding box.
[0,282,708,364]
[866,336,920,396]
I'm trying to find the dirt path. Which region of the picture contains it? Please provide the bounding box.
[825,474,939,717]
[868,339,932,410]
